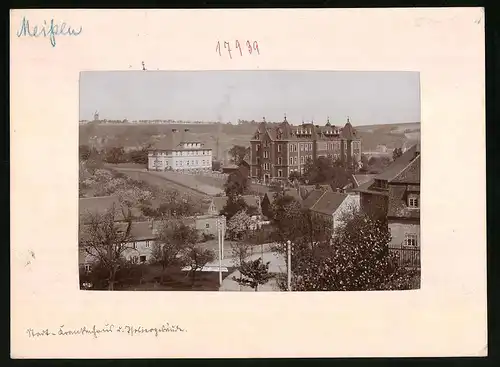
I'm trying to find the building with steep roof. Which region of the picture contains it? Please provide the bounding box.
[249,116,362,182]
[301,189,360,231]
[147,128,213,172]
[353,143,420,267]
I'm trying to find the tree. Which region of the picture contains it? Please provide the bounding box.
[303,156,351,189]
[224,170,249,197]
[228,145,248,165]
[79,204,135,290]
[220,195,251,221]
[85,148,104,175]
[129,149,148,165]
[183,247,215,287]
[233,257,274,291]
[212,160,222,171]
[150,219,196,283]
[360,154,370,172]
[289,210,419,291]
[79,144,91,161]
[105,147,126,164]
[226,210,253,240]
[288,171,302,183]
[392,148,403,161]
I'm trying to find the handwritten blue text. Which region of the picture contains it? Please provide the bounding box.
[16,16,82,47]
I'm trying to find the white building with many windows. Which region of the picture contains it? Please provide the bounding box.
[147,128,213,172]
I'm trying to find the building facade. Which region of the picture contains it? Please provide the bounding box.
[353,143,420,267]
[147,128,212,172]
[249,117,362,182]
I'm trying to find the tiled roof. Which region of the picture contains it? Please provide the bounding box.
[251,118,360,142]
[301,189,327,210]
[352,174,377,188]
[79,220,158,243]
[375,144,420,182]
[79,196,124,223]
[149,130,206,151]
[309,191,349,216]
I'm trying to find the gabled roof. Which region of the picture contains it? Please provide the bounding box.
[375,144,420,182]
[309,191,349,216]
[250,118,360,142]
[301,189,327,210]
[341,121,358,140]
[149,130,206,151]
[352,174,377,188]
[79,220,158,243]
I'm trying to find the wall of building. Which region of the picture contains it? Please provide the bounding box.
[193,216,219,236]
[360,192,388,219]
[388,220,420,248]
[332,194,361,229]
[148,149,212,171]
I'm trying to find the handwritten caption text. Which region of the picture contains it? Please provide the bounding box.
[16,16,82,48]
[216,40,260,59]
[26,323,186,339]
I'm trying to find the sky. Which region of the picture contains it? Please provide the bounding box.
[79,71,420,126]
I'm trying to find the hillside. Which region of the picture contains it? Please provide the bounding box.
[79,121,420,159]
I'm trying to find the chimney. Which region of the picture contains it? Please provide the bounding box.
[172,128,178,133]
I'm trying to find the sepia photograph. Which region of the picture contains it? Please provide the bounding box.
[78,70,421,292]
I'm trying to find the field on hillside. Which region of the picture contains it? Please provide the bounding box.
[79,121,420,154]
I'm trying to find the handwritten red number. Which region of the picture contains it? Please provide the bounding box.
[216,41,221,56]
[246,40,253,54]
[235,40,242,56]
[224,41,232,59]
[253,41,260,55]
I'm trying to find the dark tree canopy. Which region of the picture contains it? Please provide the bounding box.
[233,257,273,291]
[228,145,248,165]
[224,170,249,197]
[303,156,351,189]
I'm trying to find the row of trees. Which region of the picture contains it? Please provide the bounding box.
[79,144,149,165]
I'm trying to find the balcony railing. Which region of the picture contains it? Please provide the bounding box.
[389,246,420,268]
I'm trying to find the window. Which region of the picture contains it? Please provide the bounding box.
[256,144,261,151]
[278,157,282,165]
[305,144,309,151]
[84,264,92,273]
[277,144,282,152]
[187,161,189,166]
[205,223,210,228]
[264,151,269,158]
[404,233,418,247]
[300,144,304,151]
[289,157,293,165]
[278,169,283,177]
[140,255,146,263]
[294,157,297,164]
[408,195,419,208]
[145,241,150,248]
[264,163,270,170]
[309,143,313,151]
[300,156,304,164]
